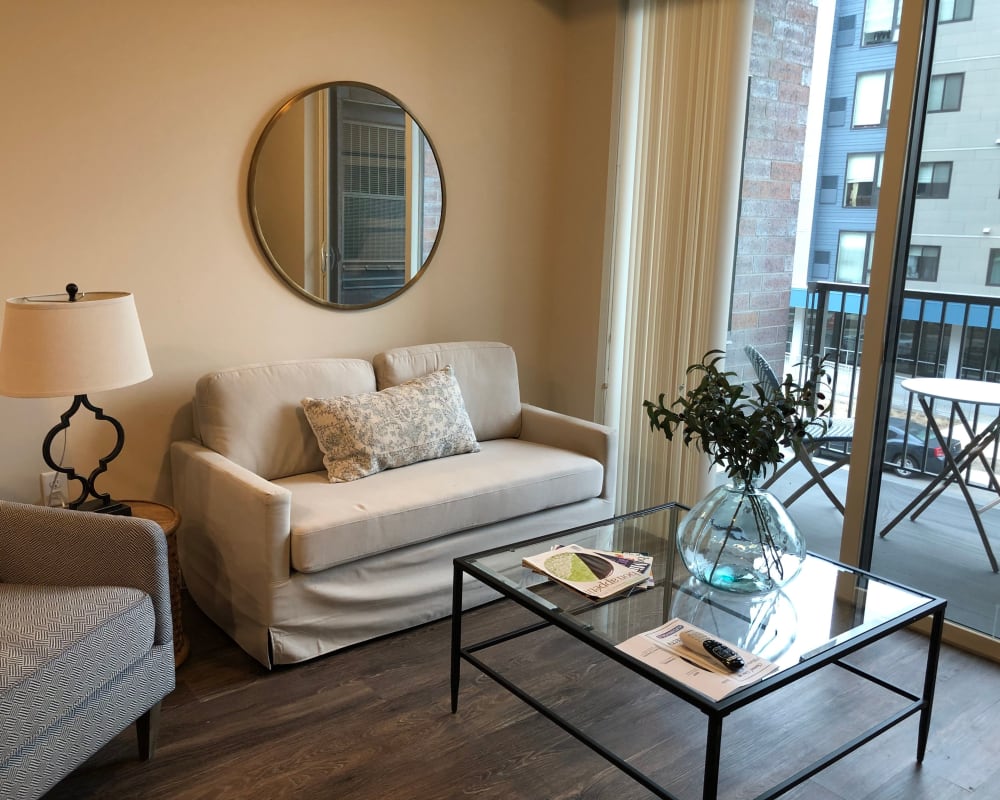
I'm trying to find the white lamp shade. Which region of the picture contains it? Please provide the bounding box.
[0,291,153,398]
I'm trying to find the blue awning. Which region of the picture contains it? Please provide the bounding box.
[790,287,1000,328]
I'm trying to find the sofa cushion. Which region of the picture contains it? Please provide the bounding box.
[277,438,605,573]
[302,366,480,483]
[373,341,521,441]
[0,584,155,754]
[193,358,376,480]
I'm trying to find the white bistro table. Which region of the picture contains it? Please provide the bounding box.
[880,377,1000,572]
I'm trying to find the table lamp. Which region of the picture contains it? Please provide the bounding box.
[0,283,153,515]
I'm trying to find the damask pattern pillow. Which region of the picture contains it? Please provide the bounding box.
[301,365,480,483]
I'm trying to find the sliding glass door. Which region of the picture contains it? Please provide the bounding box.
[605,0,996,656]
[728,0,999,655]
[867,0,1000,647]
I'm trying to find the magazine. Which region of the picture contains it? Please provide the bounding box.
[521,544,653,599]
[594,547,654,588]
[616,618,779,701]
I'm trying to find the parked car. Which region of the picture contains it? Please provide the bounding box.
[813,417,962,479]
[883,418,962,478]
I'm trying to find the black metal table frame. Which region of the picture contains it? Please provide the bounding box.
[450,512,947,800]
[880,391,1000,572]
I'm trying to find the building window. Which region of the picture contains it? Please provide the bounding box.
[820,175,839,204]
[928,73,964,112]
[916,162,953,198]
[853,70,893,127]
[862,0,902,45]
[988,250,1000,287]
[844,153,883,207]
[837,232,874,284]
[813,250,832,279]
[906,245,940,281]
[828,96,847,127]
[939,0,973,23]
[837,15,857,46]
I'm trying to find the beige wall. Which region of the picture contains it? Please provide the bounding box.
[0,0,618,504]
[544,0,618,421]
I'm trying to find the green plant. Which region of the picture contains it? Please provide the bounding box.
[643,349,830,488]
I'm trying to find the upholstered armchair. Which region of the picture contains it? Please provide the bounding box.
[0,501,176,800]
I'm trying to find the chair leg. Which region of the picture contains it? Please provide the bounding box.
[760,456,799,490]
[783,454,850,513]
[136,701,162,761]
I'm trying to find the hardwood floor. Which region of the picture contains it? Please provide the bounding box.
[47,593,1000,800]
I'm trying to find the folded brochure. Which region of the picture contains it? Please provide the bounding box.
[521,543,652,599]
[616,618,778,701]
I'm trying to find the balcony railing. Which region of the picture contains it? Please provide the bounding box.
[796,281,1000,483]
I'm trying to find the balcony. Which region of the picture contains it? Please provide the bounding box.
[766,454,999,638]
[765,280,1000,637]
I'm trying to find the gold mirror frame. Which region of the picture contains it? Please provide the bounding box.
[248,81,446,309]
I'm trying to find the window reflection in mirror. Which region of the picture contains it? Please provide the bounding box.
[249,82,444,308]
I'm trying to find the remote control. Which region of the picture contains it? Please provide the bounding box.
[678,629,745,672]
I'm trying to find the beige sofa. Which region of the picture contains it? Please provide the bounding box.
[171,341,616,668]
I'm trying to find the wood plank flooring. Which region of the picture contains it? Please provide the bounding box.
[46,592,1000,800]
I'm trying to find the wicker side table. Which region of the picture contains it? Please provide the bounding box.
[125,500,188,667]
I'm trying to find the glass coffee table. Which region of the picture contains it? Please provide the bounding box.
[451,503,946,800]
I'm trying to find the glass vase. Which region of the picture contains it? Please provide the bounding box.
[677,481,806,593]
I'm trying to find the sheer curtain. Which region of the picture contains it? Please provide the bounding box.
[601,0,754,513]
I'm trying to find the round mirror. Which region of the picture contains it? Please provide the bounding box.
[248,82,445,309]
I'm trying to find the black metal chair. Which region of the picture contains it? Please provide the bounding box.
[744,345,854,514]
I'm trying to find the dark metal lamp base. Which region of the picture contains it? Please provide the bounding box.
[75,498,133,516]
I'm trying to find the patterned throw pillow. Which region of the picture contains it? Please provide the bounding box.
[301,365,480,483]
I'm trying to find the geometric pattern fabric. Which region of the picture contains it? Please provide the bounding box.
[0,583,155,752]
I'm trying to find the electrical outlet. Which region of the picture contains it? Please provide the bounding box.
[40,471,69,507]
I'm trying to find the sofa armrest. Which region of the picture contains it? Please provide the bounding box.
[519,404,617,502]
[170,439,293,590]
[0,501,174,645]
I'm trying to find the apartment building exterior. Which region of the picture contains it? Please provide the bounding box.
[804,0,1000,381]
